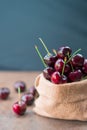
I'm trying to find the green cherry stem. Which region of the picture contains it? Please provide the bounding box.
[62,57,67,76]
[35,45,47,68]
[39,37,51,55]
[52,49,57,55]
[67,48,81,63]
[18,87,21,104]
[67,52,74,72]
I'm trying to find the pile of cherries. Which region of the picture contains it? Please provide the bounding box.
[35,38,87,84]
[43,46,87,84]
[0,81,37,116]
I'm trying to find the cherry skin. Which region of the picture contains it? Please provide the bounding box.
[54,59,64,73]
[14,81,26,92]
[21,93,34,106]
[82,59,87,74]
[43,67,55,80]
[51,71,62,84]
[0,87,10,100]
[44,54,57,67]
[28,86,36,96]
[61,75,67,83]
[68,69,82,82]
[64,64,70,74]
[72,54,84,67]
[57,46,72,59]
[12,100,27,115]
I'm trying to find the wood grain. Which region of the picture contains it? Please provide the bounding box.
[0,71,87,130]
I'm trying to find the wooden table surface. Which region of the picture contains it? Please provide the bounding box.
[0,71,87,130]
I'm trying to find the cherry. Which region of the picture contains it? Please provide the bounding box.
[28,86,36,96]
[82,59,87,74]
[0,87,10,100]
[12,100,27,115]
[72,54,84,67]
[54,59,64,73]
[57,46,72,59]
[21,93,34,106]
[44,54,57,67]
[51,71,62,84]
[14,81,26,92]
[61,75,67,83]
[64,64,70,74]
[43,67,55,80]
[68,69,82,82]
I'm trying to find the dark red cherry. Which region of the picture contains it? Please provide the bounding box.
[0,87,10,100]
[28,86,36,96]
[64,64,70,74]
[44,54,57,67]
[51,71,62,84]
[57,46,72,59]
[68,69,82,82]
[21,93,34,106]
[72,54,84,67]
[43,67,55,80]
[14,81,26,92]
[82,59,87,74]
[12,100,27,115]
[54,59,64,73]
[61,75,68,83]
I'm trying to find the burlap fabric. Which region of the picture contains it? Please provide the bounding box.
[34,73,87,121]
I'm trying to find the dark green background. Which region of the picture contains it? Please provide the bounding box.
[0,0,87,70]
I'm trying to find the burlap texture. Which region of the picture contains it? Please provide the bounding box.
[33,73,87,121]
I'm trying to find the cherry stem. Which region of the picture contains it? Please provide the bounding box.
[18,87,21,103]
[67,52,74,72]
[53,49,57,55]
[67,48,81,63]
[62,57,67,76]
[35,45,47,68]
[39,37,51,55]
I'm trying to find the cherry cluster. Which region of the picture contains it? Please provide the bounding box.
[0,81,37,116]
[35,38,87,84]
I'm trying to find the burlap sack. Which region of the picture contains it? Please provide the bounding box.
[33,73,87,121]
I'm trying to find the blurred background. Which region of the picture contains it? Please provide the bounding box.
[0,0,87,71]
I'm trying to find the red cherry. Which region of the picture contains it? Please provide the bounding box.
[57,46,72,59]
[51,71,62,84]
[54,59,64,73]
[28,86,36,96]
[44,54,57,67]
[0,87,10,100]
[14,81,26,92]
[68,69,82,82]
[72,54,84,67]
[61,75,67,83]
[12,100,27,115]
[43,67,55,80]
[21,93,34,106]
[82,59,87,74]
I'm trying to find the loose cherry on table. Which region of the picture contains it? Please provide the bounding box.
[12,100,27,115]
[28,86,36,96]
[14,81,26,92]
[0,87,10,100]
[12,87,27,115]
[21,93,34,106]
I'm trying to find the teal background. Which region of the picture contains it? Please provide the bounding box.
[0,0,87,70]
